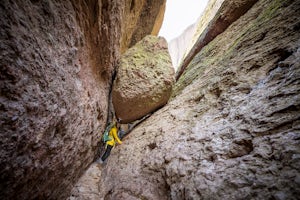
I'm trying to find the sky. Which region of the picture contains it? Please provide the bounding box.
[159,0,209,42]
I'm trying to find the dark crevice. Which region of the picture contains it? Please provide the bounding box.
[94,64,117,161]
[271,48,293,62]
[268,104,300,117]
[254,117,300,136]
[211,87,222,98]
[92,1,99,25]
[253,31,267,43]
[293,21,300,31]
[227,139,254,158]
[130,0,135,11]
[247,64,261,72]
[148,142,157,150]
[104,189,113,200]
[107,66,117,123]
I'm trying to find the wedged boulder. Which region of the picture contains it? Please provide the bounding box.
[112,35,175,123]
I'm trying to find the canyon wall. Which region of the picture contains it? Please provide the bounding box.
[120,0,166,53]
[168,0,223,70]
[0,0,165,199]
[168,23,197,70]
[71,0,300,199]
[176,0,259,79]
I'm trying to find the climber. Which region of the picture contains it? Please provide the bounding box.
[97,121,122,163]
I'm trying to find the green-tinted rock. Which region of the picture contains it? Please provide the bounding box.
[112,35,175,123]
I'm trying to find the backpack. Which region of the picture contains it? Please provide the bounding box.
[102,123,113,143]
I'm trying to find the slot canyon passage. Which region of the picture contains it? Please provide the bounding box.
[0,0,299,199]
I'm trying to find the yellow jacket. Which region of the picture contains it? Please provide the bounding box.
[106,126,122,146]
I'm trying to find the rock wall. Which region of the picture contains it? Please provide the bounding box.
[120,0,166,53]
[0,0,165,199]
[176,0,259,80]
[70,0,300,199]
[168,0,224,70]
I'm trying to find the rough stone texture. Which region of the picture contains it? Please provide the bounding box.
[70,0,300,199]
[176,0,259,80]
[0,0,164,199]
[69,163,103,200]
[168,0,224,70]
[120,0,166,53]
[113,35,175,123]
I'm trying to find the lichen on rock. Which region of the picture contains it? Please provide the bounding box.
[112,35,175,123]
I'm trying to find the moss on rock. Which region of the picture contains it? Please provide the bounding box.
[113,35,175,123]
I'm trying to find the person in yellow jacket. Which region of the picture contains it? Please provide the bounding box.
[99,122,122,163]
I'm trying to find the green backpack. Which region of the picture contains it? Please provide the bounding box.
[102,123,113,143]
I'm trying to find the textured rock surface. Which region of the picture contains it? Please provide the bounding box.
[176,0,259,79]
[120,0,166,53]
[0,0,164,199]
[70,0,300,199]
[113,35,175,123]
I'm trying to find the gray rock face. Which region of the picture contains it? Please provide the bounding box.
[70,0,300,199]
[168,0,224,70]
[0,0,165,199]
[176,0,259,80]
[112,35,175,123]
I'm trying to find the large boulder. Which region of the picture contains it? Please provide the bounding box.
[112,35,175,123]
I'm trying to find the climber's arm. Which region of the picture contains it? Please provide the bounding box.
[112,128,122,144]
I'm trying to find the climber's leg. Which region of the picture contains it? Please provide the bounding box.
[100,145,113,162]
